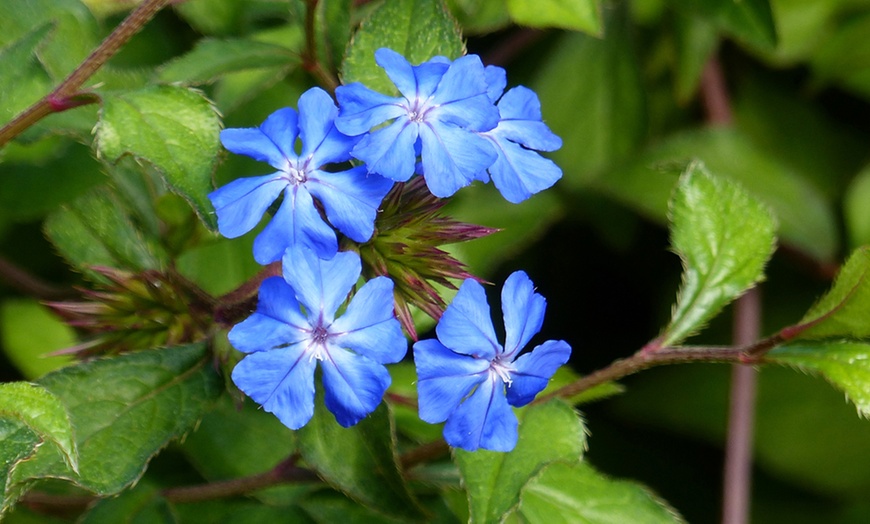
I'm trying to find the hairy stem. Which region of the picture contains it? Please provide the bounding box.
[0,0,171,147]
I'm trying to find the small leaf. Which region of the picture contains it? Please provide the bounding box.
[668,0,777,49]
[342,0,463,95]
[0,299,74,379]
[506,0,601,34]
[0,382,77,472]
[158,38,299,85]
[784,247,870,341]
[8,343,221,499]
[96,86,221,230]
[659,162,776,347]
[768,341,870,417]
[455,399,586,524]
[296,400,423,520]
[513,461,684,523]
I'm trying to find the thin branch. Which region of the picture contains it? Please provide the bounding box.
[301,0,340,93]
[0,255,75,300]
[0,0,171,147]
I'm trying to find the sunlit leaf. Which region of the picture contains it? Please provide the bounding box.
[0,299,74,379]
[506,0,602,34]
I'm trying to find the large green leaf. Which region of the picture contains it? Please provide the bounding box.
[341,0,463,95]
[667,0,777,49]
[296,400,423,521]
[158,38,299,85]
[768,341,870,417]
[596,127,838,263]
[531,13,646,186]
[511,461,683,523]
[784,247,870,340]
[8,343,221,501]
[0,299,74,379]
[658,162,776,347]
[506,0,602,34]
[0,24,52,127]
[455,400,586,524]
[96,86,221,230]
[0,420,40,515]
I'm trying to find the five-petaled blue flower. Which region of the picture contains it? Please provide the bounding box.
[477,65,563,204]
[209,87,394,263]
[413,271,571,452]
[230,246,407,429]
[335,48,500,198]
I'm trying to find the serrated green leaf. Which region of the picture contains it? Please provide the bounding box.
[596,127,838,263]
[659,162,776,346]
[668,0,776,49]
[158,38,299,85]
[768,341,870,417]
[0,23,52,126]
[513,461,684,523]
[8,344,221,499]
[506,0,601,34]
[96,86,221,230]
[531,12,646,185]
[342,0,463,95]
[0,420,41,515]
[455,400,586,524]
[785,247,870,340]
[79,482,174,524]
[297,400,423,520]
[0,299,74,379]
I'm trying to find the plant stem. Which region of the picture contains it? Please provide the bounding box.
[302,0,339,93]
[0,0,171,147]
[0,255,75,300]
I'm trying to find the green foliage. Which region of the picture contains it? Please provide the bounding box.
[0,299,74,378]
[455,400,586,523]
[79,483,174,524]
[667,0,777,49]
[659,162,776,346]
[506,0,602,34]
[0,24,53,126]
[96,86,221,230]
[341,0,464,94]
[158,38,300,85]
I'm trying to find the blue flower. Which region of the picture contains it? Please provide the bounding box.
[334,48,500,198]
[413,271,571,451]
[230,247,407,429]
[477,65,563,204]
[209,87,394,263]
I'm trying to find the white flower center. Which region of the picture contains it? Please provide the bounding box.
[490,358,515,386]
[307,324,330,362]
[286,165,307,183]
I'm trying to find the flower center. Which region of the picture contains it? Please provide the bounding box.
[286,165,307,184]
[308,324,330,361]
[406,98,432,123]
[490,358,514,386]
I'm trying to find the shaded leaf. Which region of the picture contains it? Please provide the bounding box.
[673,12,718,102]
[811,12,870,98]
[342,0,464,95]
[173,498,315,524]
[659,162,776,347]
[506,0,602,34]
[668,0,776,49]
[446,0,511,34]
[455,400,586,524]
[96,86,221,230]
[79,483,174,524]
[0,420,40,515]
[513,461,683,523]
[158,38,299,85]
[315,0,353,74]
[0,299,74,379]
[0,23,52,126]
[296,400,423,520]
[846,164,870,248]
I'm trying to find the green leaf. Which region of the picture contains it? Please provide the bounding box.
[315,0,353,74]
[0,299,74,379]
[96,86,221,230]
[673,12,718,102]
[506,0,602,34]
[513,461,684,523]
[79,483,174,524]
[811,12,870,98]
[784,247,870,341]
[0,420,40,515]
[659,162,776,347]
[158,38,299,85]
[446,0,511,34]
[0,23,52,126]
[531,12,646,185]
[846,164,870,248]
[455,400,586,524]
[342,0,464,95]
[667,0,777,49]
[296,400,423,520]
[768,341,870,417]
[9,343,220,498]
[596,127,838,263]
[173,498,315,524]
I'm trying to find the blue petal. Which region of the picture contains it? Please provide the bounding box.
[501,271,546,359]
[436,278,501,359]
[419,122,496,197]
[443,374,518,452]
[232,345,317,430]
[431,55,499,131]
[412,60,451,99]
[221,107,299,169]
[352,118,418,182]
[484,65,507,103]
[307,166,393,243]
[486,135,562,204]
[506,340,571,407]
[494,87,562,151]
[228,277,309,353]
[334,83,405,136]
[208,174,287,238]
[282,247,361,320]
[321,347,391,427]
[252,187,337,264]
[332,276,407,364]
[296,87,358,165]
[375,48,417,100]
[413,339,489,423]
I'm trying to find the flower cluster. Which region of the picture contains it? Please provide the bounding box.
[209,48,569,451]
